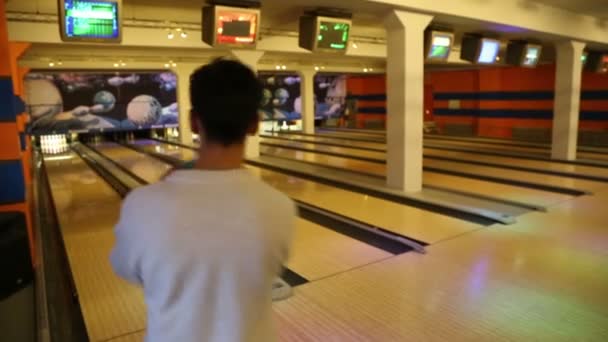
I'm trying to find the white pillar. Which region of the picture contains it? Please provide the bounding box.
[175,63,196,144]
[299,68,316,134]
[231,50,265,159]
[551,41,586,160]
[384,10,432,193]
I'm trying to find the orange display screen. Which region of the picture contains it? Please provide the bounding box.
[216,10,257,45]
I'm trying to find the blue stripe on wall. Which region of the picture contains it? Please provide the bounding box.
[434,91,553,101]
[434,90,608,101]
[581,111,608,120]
[0,78,17,122]
[434,108,608,120]
[434,108,554,119]
[358,107,386,114]
[581,91,608,100]
[19,133,26,151]
[0,160,26,204]
[14,95,26,114]
[353,94,386,101]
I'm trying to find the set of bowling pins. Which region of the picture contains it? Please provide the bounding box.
[40,134,69,154]
[166,127,179,139]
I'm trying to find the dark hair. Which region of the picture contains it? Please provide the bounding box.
[190,58,262,145]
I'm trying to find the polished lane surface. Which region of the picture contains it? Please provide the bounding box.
[268,133,608,178]
[129,140,484,244]
[318,130,608,163]
[91,142,392,281]
[44,152,146,342]
[259,145,576,208]
[260,138,608,192]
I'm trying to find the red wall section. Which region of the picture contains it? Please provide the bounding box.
[346,75,387,128]
[428,64,608,138]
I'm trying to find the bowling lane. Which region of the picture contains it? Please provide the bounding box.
[44,152,146,341]
[134,141,483,244]
[94,141,393,281]
[259,145,574,208]
[425,135,608,163]
[265,135,608,181]
[261,140,607,192]
[91,141,173,183]
[423,147,608,179]
[264,132,386,151]
[315,130,386,141]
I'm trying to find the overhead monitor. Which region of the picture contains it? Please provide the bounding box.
[506,42,542,68]
[584,51,608,73]
[461,35,501,65]
[59,0,122,42]
[202,5,260,48]
[425,31,454,62]
[477,39,501,64]
[299,15,352,53]
[581,51,588,65]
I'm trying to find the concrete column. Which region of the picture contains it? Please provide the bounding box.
[384,10,432,193]
[551,41,586,160]
[174,63,196,144]
[231,50,264,159]
[299,68,316,134]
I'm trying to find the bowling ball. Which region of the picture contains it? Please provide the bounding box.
[24,79,63,119]
[261,88,272,106]
[127,95,162,126]
[92,90,116,113]
[274,88,290,106]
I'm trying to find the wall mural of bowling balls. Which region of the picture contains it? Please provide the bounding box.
[314,74,347,119]
[24,71,179,134]
[258,73,302,121]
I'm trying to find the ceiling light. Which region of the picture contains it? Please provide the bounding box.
[57,61,63,66]
[176,28,182,32]
[48,62,55,67]
[352,42,358,49]
[120,61,126,66]
[363,68,369,72]
[321,66,325,70]
[171,62,177,67]
[113,63,119,67]
[314,66,320,71]
[496,56,501,61]
[164,63,170,68]
[180,31,188,38]
[275,65,281,70]
[167,31,175,39]
[281,65,287,70]
[369,68,374,72]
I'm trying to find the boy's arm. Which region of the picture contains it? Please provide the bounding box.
[110,192,143,285]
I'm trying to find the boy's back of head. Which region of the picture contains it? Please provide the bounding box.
[189,58,262,146]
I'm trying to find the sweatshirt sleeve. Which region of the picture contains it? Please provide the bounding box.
[110,191,143,285]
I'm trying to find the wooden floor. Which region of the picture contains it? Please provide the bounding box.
[260,139,608,193]
[259,144,587,207]
[267,133,608,179]
[136,141,483,244]
[94,142,394,281]
[42,139,608,341]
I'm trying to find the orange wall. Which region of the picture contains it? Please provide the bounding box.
[427,64,608,138]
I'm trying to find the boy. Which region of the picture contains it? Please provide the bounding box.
[110,59,295,342]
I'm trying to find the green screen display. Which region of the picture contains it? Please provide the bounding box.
[64,0,119,39]
[317,21,350,50]
[428,35,452,59]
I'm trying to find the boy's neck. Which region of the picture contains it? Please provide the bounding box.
[194,141,245,170]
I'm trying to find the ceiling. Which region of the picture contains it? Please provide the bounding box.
[8,0,608,68]
[532,0,608,19]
